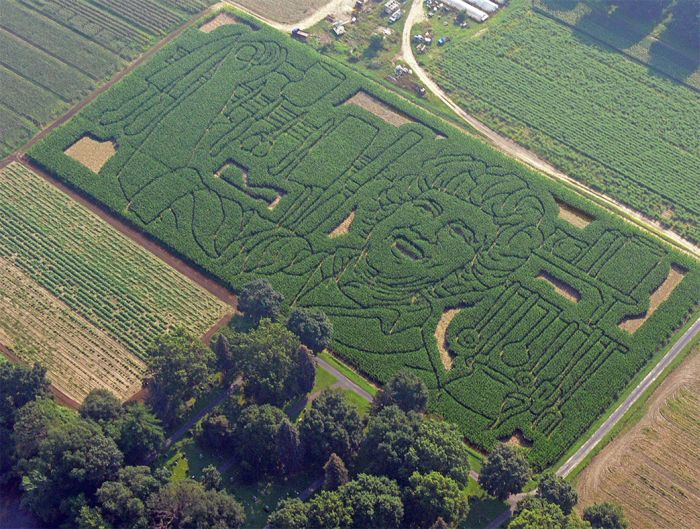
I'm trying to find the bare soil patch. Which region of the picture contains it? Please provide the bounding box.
[231,0,343,24]
[0,257,145,403]
[346,91,415,127]
[538,270,580,303]
[502,430,533,448]
[555,199,594,229]
[200,12,238,33]
[268,194,283,210]
[330,210,355,238]
[435,308,460,371]
[576,347,700,529]
[64,136,116,173]
[619,264,686,333]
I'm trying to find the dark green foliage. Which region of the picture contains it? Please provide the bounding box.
[537,473,578,514]
[430,517,451,529]
[324,453,349,490]
[232,404,287,478]
[479,444,531,501]
[20,419,124,524]
[288,308,333,352]
[268,498,309,529]
[107,402,165,465]
[306,490,353,529]
[300,390,364,465]
[28,19,700,467]
[297,345,317,395]
[373,369,429,414]
[277,418,303,475]
[147,479,245,529]
[199,413,234,450]
[200,465,223,491]
[0,363,47,428]
[406,471,469,528]
[146,328,215,425]
[583,502,628,529]
[231,320,311,406]
[239,279,284,322]
[361,406,470,485]
[80,389,121,423]
[339,474,404,529]
[511,497,593,528]
[214,334,232,373]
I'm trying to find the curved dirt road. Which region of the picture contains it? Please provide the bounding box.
[401,0,699,258]
[227,0,356,32]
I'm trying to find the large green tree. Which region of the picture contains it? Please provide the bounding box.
[146,328,215,425]
[20,419,124,524]
[479,444,531,501]
[80,389,121,423]
[339,474,404,529]
[406,471,469,528]
[268,498,309,529]
[287,308,333,352]
[537,473,578,514]
[147,479,245,529]
[583,502,628,529]
[373,369,429,414]
[232,320,313,406]
[238,279,284,323]
[233,404,287,477]
[0,363,47,428]
[300,390,364,465]
[107,402,164,465]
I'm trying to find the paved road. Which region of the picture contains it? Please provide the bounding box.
[315,356,375,402]
[400,0,699,258]
[556,316,700,477]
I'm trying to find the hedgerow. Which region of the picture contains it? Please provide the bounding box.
[29,15,700,468]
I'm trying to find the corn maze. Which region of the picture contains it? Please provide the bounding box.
[30,16,700,467]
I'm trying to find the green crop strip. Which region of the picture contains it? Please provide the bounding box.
[29,18,700,468]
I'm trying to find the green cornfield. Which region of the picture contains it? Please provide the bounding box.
[29,13,700,468]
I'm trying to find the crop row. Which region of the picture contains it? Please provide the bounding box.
[87,0,184,35]
[0,163,228,358]
[431,7,700,242]
[28,21,700,468]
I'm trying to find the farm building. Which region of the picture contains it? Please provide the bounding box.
[466,0,499,13]
[385,0,400,14]
[442,0,489,22]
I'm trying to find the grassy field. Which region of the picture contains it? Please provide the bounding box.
[29,10,700,468]
[575,346,700,528]
[0,0,218,158]
[0,163,228,400]
[424,0,700,243]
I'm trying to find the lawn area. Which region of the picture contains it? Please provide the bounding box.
[319,352,378,397]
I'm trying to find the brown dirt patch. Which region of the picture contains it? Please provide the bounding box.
[199,12,238,33]
[555,199,594,229]
[345,91,415,127]
[619,264,686,333]
[502,430,533,449]
[537,270,580,303]
[0,257,145,403]
[231,0,342,24]
[268,194,283,210]
[576,347,700,529]
[329,210,355,238]
[64,136,116,173]
[435,308,460,371]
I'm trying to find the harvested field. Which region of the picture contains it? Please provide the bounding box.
[619,264,687,333]
[576,347,700,529]
[556,199,593,229]
[231,0,338,23]
[346,91,414,127]
[538,271,580,303]
[64,135,116,173]
[200,12,237,33]
[329,210,355,238]
[28,21,700,468]
[0,257,145,402]
[436,309,460,371]
[502,430,533,449]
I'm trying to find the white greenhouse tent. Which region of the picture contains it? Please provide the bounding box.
[466,0,499,14]
[442,0,489,22]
